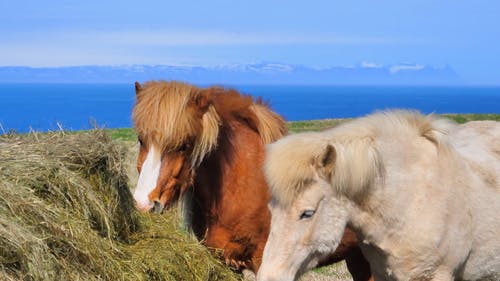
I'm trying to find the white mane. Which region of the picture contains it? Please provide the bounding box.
[265,110,457,206]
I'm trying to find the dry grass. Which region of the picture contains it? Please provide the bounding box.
[0,129,351,281]
[241,262,351,281]
[0,130,239,281]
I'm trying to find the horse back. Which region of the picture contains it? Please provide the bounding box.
[452,121,500,189]
[451,121,500,280]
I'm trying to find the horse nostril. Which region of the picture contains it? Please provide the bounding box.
[150,200,164,214]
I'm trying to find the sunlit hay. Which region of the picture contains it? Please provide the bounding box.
[0,130,239,281]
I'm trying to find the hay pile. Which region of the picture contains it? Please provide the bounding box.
[0,130,239,281]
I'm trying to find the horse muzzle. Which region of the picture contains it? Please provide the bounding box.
[150,200,165,214]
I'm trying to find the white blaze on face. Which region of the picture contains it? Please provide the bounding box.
[134,145,162,210]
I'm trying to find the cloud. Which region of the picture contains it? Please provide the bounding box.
[0,28,423,66]
[92,29,401,46]
[361,61,383,68]
[2,28,414,47]
[0,44,178,67]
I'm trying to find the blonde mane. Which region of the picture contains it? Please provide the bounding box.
[249,101,288,144]
[133,81,220,167]
[265,110,457,206]
[133,81,287,167]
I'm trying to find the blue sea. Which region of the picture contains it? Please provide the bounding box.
[0,83,499,133]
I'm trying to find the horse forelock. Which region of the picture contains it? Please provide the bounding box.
[132,81,221,167]
[133,81,196,149]
[265,110,457,207]
[265,132,327,207]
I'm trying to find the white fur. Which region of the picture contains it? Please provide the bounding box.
[258,111,500,281]
[133,145,161,210]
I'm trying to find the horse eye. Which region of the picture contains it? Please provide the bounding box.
[179,143,190,152]
[300,210,315,220]
[138,137,144,146]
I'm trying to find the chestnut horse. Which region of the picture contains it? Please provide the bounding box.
[131,80,372,279]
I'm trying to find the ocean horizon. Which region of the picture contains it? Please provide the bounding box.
[1,83,499,133]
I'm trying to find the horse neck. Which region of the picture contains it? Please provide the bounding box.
[348,137,457,246]
[189,119,266,236]
[195,123,234,204]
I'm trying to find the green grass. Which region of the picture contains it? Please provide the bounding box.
[108,114,500,142]
[287,119,348,133]
[109,128,138,142]
[441,113,500,124]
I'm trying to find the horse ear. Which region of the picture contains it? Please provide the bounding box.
[134,82,142,95]
[315,144,336,179]
[194,91,212,113]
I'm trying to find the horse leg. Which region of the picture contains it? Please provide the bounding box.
[205,225,253,271]
[345,246,373,281]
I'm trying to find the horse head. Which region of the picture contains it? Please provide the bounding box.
[132,81,220,213]
[257,126,380,280]
[257,133,351,281]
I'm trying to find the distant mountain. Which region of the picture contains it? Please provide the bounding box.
[0,62,463,85]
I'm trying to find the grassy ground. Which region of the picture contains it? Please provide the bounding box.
[440,113,500,124]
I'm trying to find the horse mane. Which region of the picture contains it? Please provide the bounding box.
[265,110,457,206]
[133,81,287,168]
[132,81,220,167]
[203,87,287,144]
[249,101,288,144]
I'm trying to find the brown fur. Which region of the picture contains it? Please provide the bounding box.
[132,80,372,279]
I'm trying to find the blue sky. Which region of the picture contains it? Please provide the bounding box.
[1,0,499,84]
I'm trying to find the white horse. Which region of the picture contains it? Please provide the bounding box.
[257,110,500,281]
